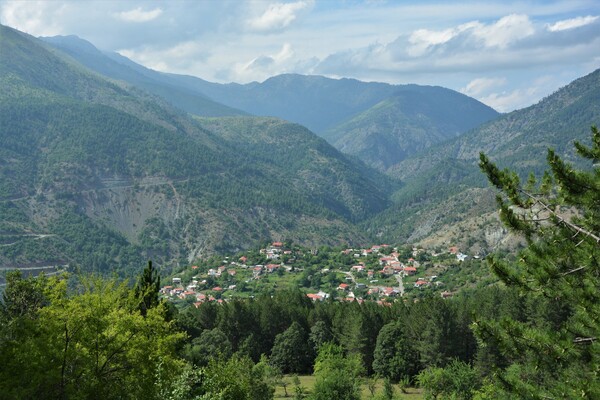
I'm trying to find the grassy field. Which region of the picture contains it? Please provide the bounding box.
[273,375,424,399]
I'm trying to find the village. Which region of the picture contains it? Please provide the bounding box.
[160,241,480,307]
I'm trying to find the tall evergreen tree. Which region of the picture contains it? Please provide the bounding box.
[135,260,160,317]
[475,126,600,398]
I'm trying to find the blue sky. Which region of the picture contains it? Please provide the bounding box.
[1,0,599,112]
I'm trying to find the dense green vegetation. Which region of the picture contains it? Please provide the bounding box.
[41,34,246,118]
[0,23,394,273]
[2,23,600,398]
[371,68,600,246]
[1,122,598,397]
[325,87,498,170]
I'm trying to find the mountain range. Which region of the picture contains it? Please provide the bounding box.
[0,25,389,274]
[1,23,599,276]
[39,35,499,171]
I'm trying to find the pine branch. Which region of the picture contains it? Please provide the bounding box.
[573,337,596,345]
[518,189,600,245]
[560,266,586,276]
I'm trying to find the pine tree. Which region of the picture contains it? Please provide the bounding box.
[474,126,600,398]
[135,260,160,317]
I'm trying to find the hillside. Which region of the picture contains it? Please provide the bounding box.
[40,35,500,175]
[324,86,498,170]
[40,35,245,117]
[369,68,600,250]
[0,24,392,275]
[40,35,498,145]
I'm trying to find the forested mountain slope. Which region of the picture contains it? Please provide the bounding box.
[40,35,245,117]
[367,68,600,250]
[41,35,498,168]
[324,86,498,170]
[0,24,392,275]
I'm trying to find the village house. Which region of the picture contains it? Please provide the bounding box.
[266,264,280,273]
[368,287,380,295]
[351,264,365,273]
[306,291,330,302]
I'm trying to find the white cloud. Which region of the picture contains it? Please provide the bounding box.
[247,1,312,32]
[472,14,534,48]
[408,22,480,56]
[460,77,507,97]
[0,0,66,36]
[404,14,535,58]
[232,43,298,82]
[1,1,598,112]
[115,7,162,23]
[547,15,598,31]
[478,76,556,112]
[118,40,209,72]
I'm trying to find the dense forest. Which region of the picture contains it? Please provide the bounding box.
[1,127,598,399]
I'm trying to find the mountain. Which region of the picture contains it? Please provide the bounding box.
[39,35,498,169]
[40,35,246,117]
[323,86,499,170]
[368,67,600,251]
[0,24,393,275]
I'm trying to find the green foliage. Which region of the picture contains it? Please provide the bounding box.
[270,321,314,374]
[183,328,232,367]
[199,354,275,400]
[0,273,186,399]
[136,260,161,316]
[311,343,364,400]
[372,321,419,382]
[0,270,49,320]
[418,359,480,400]
[475,126,600,398]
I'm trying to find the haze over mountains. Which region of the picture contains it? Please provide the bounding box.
[2,23,599,275]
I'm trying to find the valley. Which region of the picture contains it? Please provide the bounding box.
[1,4,599,398]
[1,23,599,278]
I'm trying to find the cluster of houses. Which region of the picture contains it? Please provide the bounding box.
[159,243,465,307]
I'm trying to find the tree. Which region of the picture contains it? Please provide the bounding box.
[0,270,49,321]
[474,126,600,398]
[135,260,161,317]
[270,321,313,374]
[0,274,186,399]
[311,343,364,400]
[372,321,419,383]
[199,354,275,400]
[417,359,479,400]
[183,327,232,367]
[309,320,333,353]
[412,296,463,368]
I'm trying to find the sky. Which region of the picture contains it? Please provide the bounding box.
[1,0,599,112]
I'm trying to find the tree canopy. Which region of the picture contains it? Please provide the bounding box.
[475,126,600,398]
